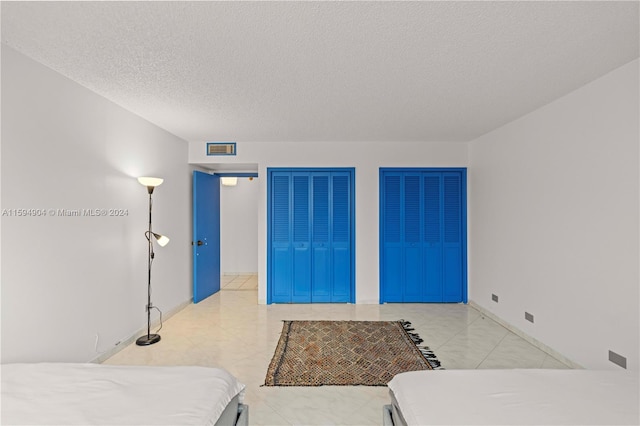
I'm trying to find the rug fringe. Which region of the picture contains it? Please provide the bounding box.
[400,319,445,370]
[400,320,424,345]
[417,346,444,369]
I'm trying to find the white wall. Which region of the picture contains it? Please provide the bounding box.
[1,47,192,363]
[190,140,469,304]
[220,177,259,274]
[468,59,639,369]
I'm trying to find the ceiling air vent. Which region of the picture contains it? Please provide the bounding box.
[207,142,236,156]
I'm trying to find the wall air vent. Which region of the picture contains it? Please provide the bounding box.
[608,350,627,369]
[207,142,236,156]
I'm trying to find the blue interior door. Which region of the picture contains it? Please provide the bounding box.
[442,173,463,302]
[381,173,402,302]
[380,168,466,303]
[193,171,221,303]
[271,174,293,302]
[268,168,354,304]
[292,173,311,303]
[423,174,443,301]
[311,173,331,302]
[403,173,422,302]
[329,173,351,302]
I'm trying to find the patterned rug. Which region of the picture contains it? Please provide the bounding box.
[263,320,442,386]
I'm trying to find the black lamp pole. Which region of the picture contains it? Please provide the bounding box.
[136,185,161,346]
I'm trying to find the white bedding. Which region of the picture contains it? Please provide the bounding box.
[388,369,639,425]
[1,363,245,425]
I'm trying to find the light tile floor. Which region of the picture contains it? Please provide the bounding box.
[222,274,259,291]
[104,276,570,425]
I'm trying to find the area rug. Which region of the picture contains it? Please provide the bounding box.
[263,320,442,386]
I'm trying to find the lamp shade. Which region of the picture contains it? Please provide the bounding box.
[138,177,164,187]
[221,177,238,186]
[152,232,170,247]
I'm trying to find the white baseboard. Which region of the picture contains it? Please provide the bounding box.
[468,300,583,369]
[90,299,192,364]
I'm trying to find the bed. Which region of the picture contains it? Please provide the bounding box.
[384,369,639,426]
[1,363,248,425]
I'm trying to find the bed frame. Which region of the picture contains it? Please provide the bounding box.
[216,395,249,426]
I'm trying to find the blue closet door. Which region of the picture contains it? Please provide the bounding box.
[268,169,354,304]
[381,173,402,302]
[330,173,351,302]
[311,173,331,302]
[271,173,293,303]
[292,173,312,302]
[403,173,422,302]
[380,168,466,303]
[423,173,443,301]
[442,173,463,302]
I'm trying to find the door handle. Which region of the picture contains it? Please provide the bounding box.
[197,240,204,246]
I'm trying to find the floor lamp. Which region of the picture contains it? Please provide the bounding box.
[136,177,170,346]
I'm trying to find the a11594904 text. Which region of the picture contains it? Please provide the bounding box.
[2,208,129,217]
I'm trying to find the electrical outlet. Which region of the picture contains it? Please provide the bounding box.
[525,312,534,323]
[491,294,499,303]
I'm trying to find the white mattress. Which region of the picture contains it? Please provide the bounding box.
[388,369,639,425]
[1,363,246,425]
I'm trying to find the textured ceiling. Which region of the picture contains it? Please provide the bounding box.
[2,1,638,143]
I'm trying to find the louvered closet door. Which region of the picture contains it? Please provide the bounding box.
[380,172,425,302]
[292,173,312,302]
[403,173,423,302]
[381,173,403,302]
[269,169,353,303]
[423,173,443,301]
[380,169,466,303]
[442,172,463,302]
[271,173,293,303]
[329,172,351,302]
[311,173,331,301]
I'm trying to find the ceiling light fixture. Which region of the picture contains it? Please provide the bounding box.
[221,177,238,187]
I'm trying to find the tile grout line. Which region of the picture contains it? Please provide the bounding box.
[473,329,510,369]
[429,307,486,352]
[466,305,514,368]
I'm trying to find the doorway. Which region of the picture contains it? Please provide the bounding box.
[218,174,259,292]
[192,171,259,303]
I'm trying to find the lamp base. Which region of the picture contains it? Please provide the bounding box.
[136,334,161,346]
